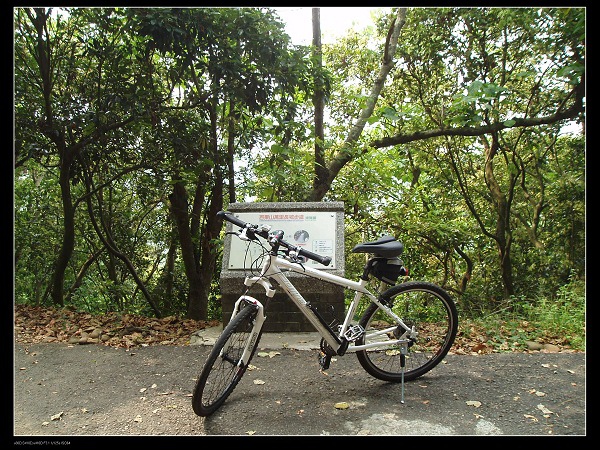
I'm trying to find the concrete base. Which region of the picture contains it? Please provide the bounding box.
[220,274,345,332]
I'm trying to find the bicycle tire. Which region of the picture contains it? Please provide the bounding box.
[191,302,262,417]
[355,281,458,382]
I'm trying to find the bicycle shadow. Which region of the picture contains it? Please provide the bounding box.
[201,367,463,436]
[201,352,585,436]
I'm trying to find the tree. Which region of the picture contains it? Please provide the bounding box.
[311,7,585,300]
[14,6,585,320]
[132,7,314,319]
[15,8,154,308]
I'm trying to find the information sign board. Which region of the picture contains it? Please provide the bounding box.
[227,211,337,269]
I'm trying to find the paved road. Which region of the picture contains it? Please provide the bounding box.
[13,335,586,439]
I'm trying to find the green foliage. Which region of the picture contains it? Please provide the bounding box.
[519,275,585,350]
[14,6,318,320]
[14,6,585,340]
[14,169,63,306]
[463,275,585,352]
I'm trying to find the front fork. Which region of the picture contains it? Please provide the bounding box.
[225,295,267,368]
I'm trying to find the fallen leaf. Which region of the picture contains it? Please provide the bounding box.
[472,343,487,353]
[334,402,350,410]
[524,414,538,422]
[50,412,63,421]
[537,404,553,415]
[466,401,481,407]
[253,379,265,385]
[140,388,147,393]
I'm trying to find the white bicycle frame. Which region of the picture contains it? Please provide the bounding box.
[232,250,416,368]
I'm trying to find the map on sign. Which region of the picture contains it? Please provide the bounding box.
[227,211,337,270]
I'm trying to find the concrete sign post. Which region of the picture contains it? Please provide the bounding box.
[220,202,345,332]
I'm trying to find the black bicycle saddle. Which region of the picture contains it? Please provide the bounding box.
[351,235,404,258]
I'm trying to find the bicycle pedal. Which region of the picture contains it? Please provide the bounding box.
[318,351,331,371]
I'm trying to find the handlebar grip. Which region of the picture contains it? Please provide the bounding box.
[298,247,332,266]
[217,210,249,229]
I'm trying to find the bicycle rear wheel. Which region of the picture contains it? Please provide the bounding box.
[356,281,458,382]
[192,302,262,417]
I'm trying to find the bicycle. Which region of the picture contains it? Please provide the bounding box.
[192,210,458,417]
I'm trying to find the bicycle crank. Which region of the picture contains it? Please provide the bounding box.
[318,338,336,371]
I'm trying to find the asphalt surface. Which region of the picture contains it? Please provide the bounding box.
[13,329,586,440]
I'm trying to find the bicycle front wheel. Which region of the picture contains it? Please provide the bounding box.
[192,302,262,417]
[356,281,458,382]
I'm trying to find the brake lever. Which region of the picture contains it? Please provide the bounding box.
[238,227,256,242]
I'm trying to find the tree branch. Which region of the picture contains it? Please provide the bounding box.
[308,8,407,201]
[371,76,584,149]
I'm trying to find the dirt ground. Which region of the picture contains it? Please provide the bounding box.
[13,340,586,441]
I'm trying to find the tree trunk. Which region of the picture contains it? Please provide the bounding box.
[312,8,328,195]
[50,144,75,307]
[30,8,74,307]
[84,182,162,317]
[454,246,473,295]
[227,99,237,204]
[198,175,223,319]
[169,180,206,319]
[482,135,515,298]
[175,95,224,321]
[64,249,103,304]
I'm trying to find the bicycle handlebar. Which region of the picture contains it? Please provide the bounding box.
[217,210,332,267]
[295,246,332,267]
[217,210,252,230]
